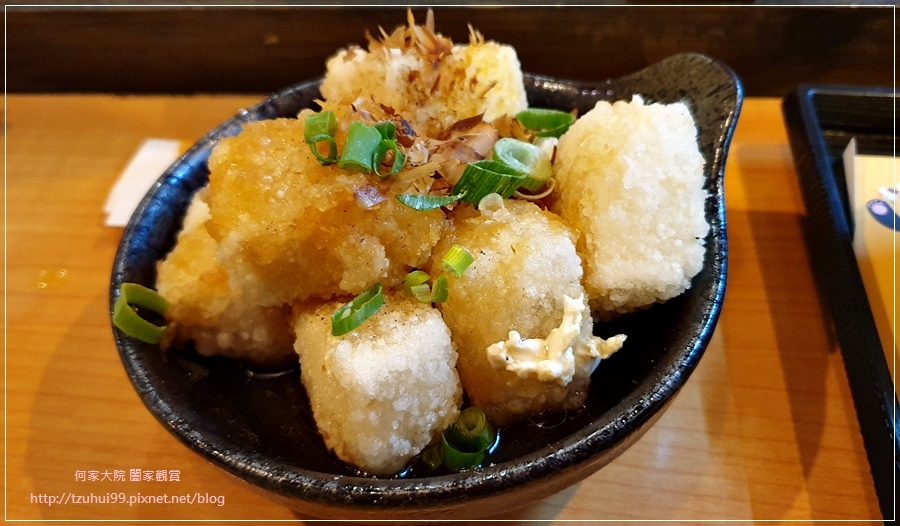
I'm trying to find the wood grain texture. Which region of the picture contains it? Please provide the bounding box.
[782,87,898,519]
[4,96,883,521]
[6,5,894,97]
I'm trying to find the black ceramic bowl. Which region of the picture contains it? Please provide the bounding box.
[110,53,742,520]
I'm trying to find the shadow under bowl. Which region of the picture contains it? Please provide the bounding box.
[110,52,743,520]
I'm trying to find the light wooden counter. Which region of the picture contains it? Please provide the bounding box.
[4,96,882,522]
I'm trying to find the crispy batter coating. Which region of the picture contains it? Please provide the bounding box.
[293,295,462,475]
[431,200,621,425]
[551,96,709,318]
[204,117,447,307]
[156,192,295,368]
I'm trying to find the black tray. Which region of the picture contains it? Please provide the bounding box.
[782,85,898,520]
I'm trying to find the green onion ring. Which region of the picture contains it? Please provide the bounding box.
[442,244,474,277]
[420,442,444,470]
[492,138,552,192]
[373,139,405,179]
[403,270,431,291]
[452,160,526,205]
[409,283,433,302]
[515,108,575,138]
[331,283,384,336]
[430,275,449,303]
[307,133,338,165]
[112,283,169,344]
[395,193,464,211]
[337,121,382,173]
[419,406,496,472]
[373,120,396,140]
[404,271,449,304]
[440,433,485,472]
[409,275,448,304]
[304,110,339,166]
[443,407,496,453]
[304,110,338,141]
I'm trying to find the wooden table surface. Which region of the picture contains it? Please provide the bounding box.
[5,95,883,522]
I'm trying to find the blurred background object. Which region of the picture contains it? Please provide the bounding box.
[6,5,893,97]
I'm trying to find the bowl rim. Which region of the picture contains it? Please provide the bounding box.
[110,52,743,511]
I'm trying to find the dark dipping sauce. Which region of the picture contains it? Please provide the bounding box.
[161,302,667,479]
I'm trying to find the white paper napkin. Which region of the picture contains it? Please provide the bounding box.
[104,139,182,227]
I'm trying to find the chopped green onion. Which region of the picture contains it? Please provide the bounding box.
[516,108,575,138]
[304,110,339,165]
[336,121,404,178]
[112,283,169,344]
[305,110,338,141]
[452,160,526,205]
[114,296,166,344]
[430,275,449,303]
[403,270,431,291]
[442,244,474,277]
[441,433,485,472]
[444,407,496,453]
[404,271,448,304]
[492,138,552,192]
[122,282,169,314]
[420,442,444,470]
[373,120,396,140]
[331,283,384,336]
[409,275,449,304]
[337,121,383,173]
[408,283,431,302]
[307,134,338,165]
[396,193,464,211]
[419,406,496,472]
[373,139,405,178]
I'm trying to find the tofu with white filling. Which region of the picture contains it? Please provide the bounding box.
[431,199,625,426]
